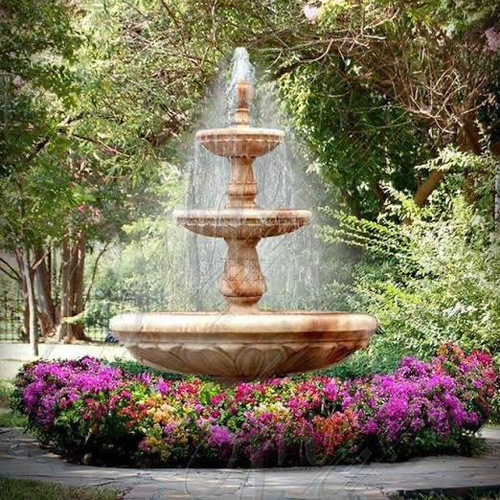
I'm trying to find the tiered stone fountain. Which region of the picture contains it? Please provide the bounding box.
[110,49,377,383]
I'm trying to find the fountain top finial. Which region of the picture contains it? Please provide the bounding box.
[229,48,254,128]
[196,46,283,157]
[231,80,253,127]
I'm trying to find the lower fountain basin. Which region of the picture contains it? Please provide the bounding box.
[109,311,377,381]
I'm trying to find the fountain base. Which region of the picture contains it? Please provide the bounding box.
[110,311,376,381]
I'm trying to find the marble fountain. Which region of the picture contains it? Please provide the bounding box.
[110,48,377,383]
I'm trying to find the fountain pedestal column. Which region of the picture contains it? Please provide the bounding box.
[226,157,258,209]
[220,238,266,311]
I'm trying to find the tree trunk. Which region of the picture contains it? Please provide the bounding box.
[57,237,71,342]
[34,246,56,338]
[459,119,482,204]
[57,233,88,342]
[495,161,500,228]
[21,248,38,356]
[70,234,86,340]
[491,140,500,227]
[14,251,29,342]
[413,170,445,207]
[413,120,482,207]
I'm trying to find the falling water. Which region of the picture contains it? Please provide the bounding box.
[181,48,330,311]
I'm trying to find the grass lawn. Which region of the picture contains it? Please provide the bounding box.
[0,380,13,405]
[0,411,26,427]
[0,380,26,428]
[0,477,123,500]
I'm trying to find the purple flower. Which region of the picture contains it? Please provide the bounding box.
[156,378,171,395]
[324,381,338,400]
[362,419,378,435]
[135,372,152,385]
[209,425,233,448]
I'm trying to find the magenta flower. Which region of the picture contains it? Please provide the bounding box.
[209,425,233,448]
[11,346,498,468]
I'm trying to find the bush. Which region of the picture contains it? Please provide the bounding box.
[11,344,497,468]
[321,167,500,421]
[106,358,184,380]
[324,194,500,357]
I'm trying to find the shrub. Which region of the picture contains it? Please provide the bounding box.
[11,345,497,468]
[320,171,500,420]
[106,358,184,380]
[323,194,500,358]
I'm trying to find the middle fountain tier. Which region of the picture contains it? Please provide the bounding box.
[110,48,377,382]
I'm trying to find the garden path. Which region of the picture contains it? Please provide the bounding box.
[1,428,500,499]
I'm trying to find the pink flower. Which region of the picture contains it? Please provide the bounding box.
[210,393,225,406]
[485,28,500,52]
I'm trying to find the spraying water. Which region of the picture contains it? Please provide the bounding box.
[181,48,329,311]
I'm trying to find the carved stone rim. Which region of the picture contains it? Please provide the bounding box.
[173,209,312,225]
[110,311,378,337]
[196,127,284,140]
[120,337,372,348]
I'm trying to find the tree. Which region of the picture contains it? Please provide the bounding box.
[0,0,82,351]
[0,0,173,342]
[136,0,500,217]
[266,0,500,213]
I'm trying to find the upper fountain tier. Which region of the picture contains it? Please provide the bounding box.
[196,80,283,159]
[174,208,311,239]
[176,74,312,310]
[196,127,284,158]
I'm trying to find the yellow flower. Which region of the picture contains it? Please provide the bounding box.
[146,436,159,447]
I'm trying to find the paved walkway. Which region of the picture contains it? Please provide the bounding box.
[0,342,134,379]
[1,428,500,499]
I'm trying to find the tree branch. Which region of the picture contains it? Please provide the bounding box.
[25,112,84,164]
[83,242,111,308]
[0,257,21,281]
[72,133,131,157]
[413,170,445,206]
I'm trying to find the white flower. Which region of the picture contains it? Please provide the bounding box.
[303,4,321,23]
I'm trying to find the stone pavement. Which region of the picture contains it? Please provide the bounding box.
[0,342,134,379]
[1,427,500,499]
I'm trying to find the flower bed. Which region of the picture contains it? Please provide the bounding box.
[11,344,497,467]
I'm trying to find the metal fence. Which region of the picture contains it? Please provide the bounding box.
[0,292,25,342]
[0,292,170,343]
